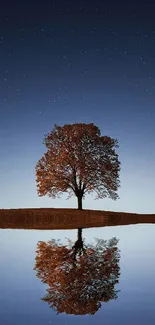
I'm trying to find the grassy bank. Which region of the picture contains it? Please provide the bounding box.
[0,208,155,230]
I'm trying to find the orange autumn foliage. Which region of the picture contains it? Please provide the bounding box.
[35,123,121,209]
[34,233,120,315]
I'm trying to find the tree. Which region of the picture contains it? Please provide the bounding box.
[35,123,120,209]
[34,232,120,315]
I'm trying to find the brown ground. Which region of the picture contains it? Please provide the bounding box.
[0,208,155,230]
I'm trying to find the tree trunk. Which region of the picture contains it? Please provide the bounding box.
[77,195,82,210]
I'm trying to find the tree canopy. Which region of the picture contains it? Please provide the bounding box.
[35,123,121,209]
[34,232,120,315]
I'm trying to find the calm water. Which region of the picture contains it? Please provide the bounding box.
[0,224,155,324]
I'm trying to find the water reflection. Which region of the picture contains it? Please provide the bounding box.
[34,228,120,315]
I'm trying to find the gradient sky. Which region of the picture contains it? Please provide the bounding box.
[0,0,155,213]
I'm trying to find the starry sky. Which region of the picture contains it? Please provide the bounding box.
[0,0,155,213]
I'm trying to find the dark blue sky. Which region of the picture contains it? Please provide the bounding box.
[0,0,155,212]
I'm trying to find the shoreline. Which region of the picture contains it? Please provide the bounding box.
[0,208,155,230]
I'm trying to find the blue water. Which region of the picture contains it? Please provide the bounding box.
[0,224,155,324]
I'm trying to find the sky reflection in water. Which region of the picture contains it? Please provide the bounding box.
[0,224,155,324]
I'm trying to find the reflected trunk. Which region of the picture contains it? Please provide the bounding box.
[72,228,84,261]
[78,228,82,242]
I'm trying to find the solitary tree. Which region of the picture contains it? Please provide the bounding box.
[35,123,120,209]
[34,235,120,315]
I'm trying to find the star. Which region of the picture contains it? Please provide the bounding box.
[83,69,88,75]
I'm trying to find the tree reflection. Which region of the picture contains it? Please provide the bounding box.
[34,229,120,315]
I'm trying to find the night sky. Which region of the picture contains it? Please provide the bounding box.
[0,1,155,213]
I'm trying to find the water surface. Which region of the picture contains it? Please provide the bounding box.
[0,224,155,324]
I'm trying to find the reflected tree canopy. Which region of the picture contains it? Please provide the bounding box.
[34,229,120,315]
